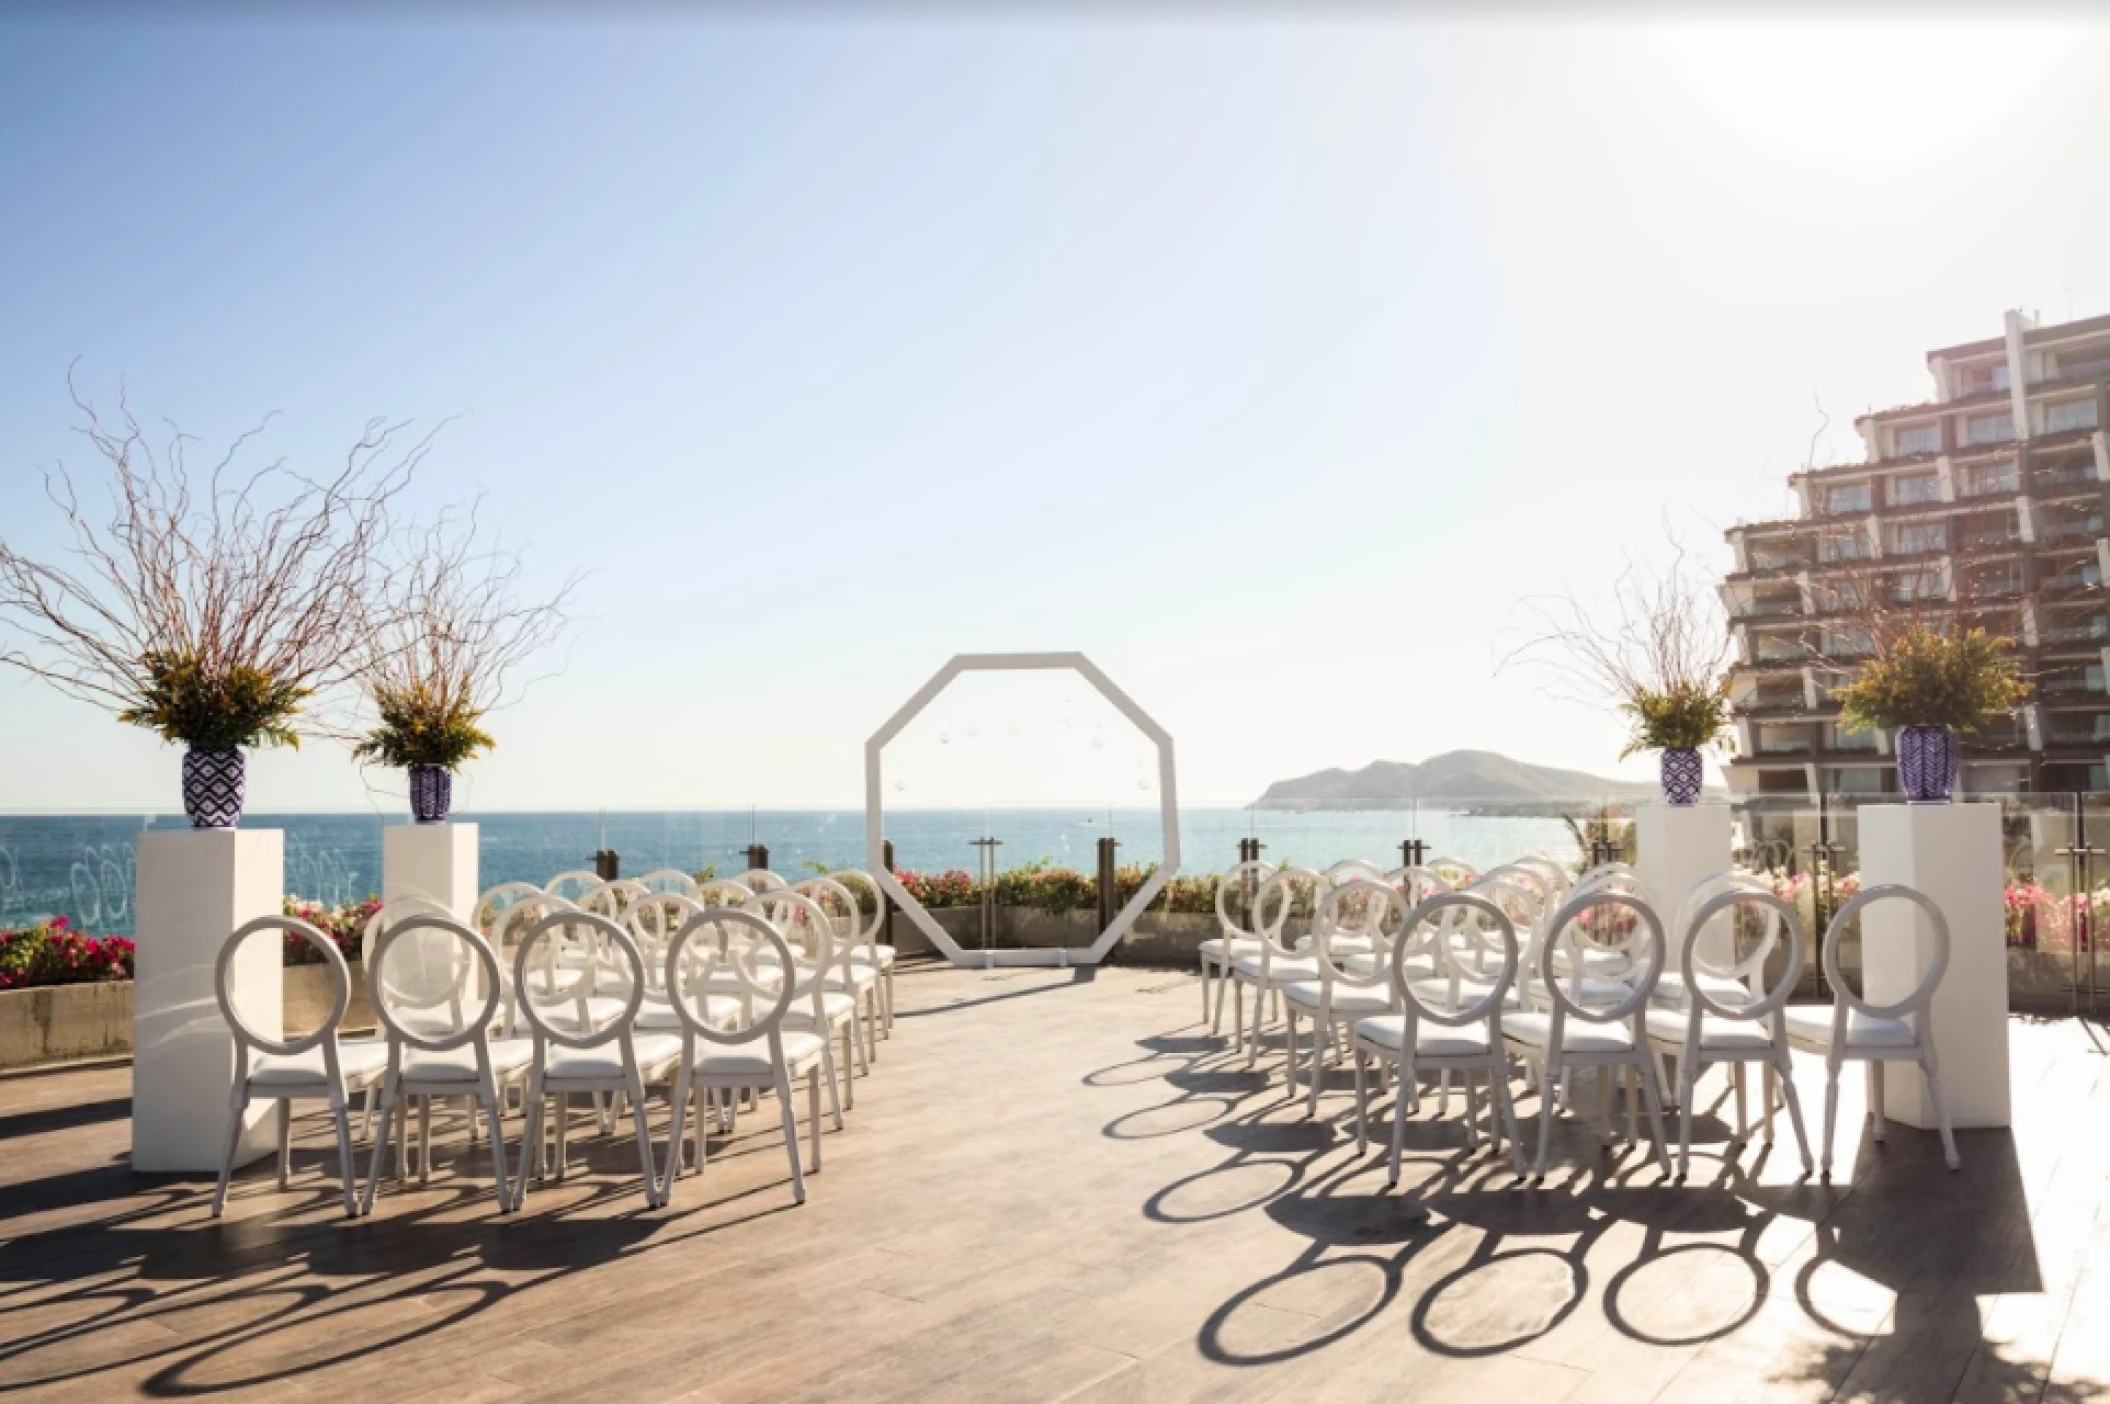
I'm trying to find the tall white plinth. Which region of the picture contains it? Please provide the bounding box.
[382,822,480,921]
[132,828,283,1173]
[1635,804,1734,961]
[1860,802,2010,1130]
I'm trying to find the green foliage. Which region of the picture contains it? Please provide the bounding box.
[116,649,308,751]
[1618,677,1731,758]
[1834,626,2029,734]
[352,684,495,770]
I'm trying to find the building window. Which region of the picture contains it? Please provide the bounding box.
[2046,399,2100,433]
[1966,411,2016,445]
[1827,723,1877,752]
[1831,767,1890,795]
[1888,521,1948,555]
[1960,460,2019,497]
[1817,531,1869,563]
[1891,424,1941,456]
[1824,483,1873,514]
[1889,568,1945,603]
[2053,349,2110,382]
[1889,473,1942,505]
[1958,362,2011,395]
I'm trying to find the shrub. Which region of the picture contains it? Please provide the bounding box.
[0,919,135,989]
[1834,626,2028,734]
[352,683,493,770]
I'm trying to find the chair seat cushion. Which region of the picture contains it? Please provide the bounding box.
[1354,1014,1495,1059]
[1652,971,1756,1009]
[401,1037,535,1085]
[1783,1005,1916,1050]
[783,990,858,1026]
[544,1033,685,1083]
[1501,1010,1635,1054]
[635,993,740,1030]
[1407,976,1520,1013]
[1199,936,1259,959]
[1282,981,1392,1016]
[822,966,878,993]
[691,1031,828,1079]
[1530,976,1639,1008]
[1644,1007,1775,1051]
[526,995,634,1034]
[250,1039,390,1089]
[1232,954,1320,983]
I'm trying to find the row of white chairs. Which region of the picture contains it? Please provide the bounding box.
[1203,855,1960,1184]
[211,867,899,1218]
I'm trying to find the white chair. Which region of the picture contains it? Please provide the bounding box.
[1352,890,1525,1182]
[1502,888,1674,1177]
[212,916,387,1218]
[1201,859,1275,1034]
[1283,879,1404,1113]
[737,868,791,893]
[476,883,574,1036]
[1644,887,1814,1178]
[544,869,605,904]
[743,889,856,1121]
[1786,885,1960,1176]
[828,868,897,1036]
[511,910,683,1210]
[798,875,883,1064]
[656,906,831,1204]
[637,869,701,899]
[1233,867,1324,1066]
[361,914,531,1212]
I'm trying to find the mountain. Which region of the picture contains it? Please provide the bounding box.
[1252,750,1665,811]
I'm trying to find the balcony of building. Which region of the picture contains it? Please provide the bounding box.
[1725,584,1805,620]
[2029,453,2099,501]
[1959,557,2026,603]
[2039,556,2104,598]
[1957,458,2023,500]
[2035,503,2104,546]
[1816,481,1875,517]
[2037,660,2109,709]
[1883,518,1951,559]
[1954,508,2024,554]
[2034,604,2109,654]
[2041,710,2110,749]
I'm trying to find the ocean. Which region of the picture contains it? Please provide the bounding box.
[0,807,1583,937]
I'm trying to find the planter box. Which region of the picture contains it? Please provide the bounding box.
[881,906,1281,962]
[0,963,375,1072]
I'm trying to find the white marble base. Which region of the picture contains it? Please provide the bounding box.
[1859,802,2011,1130]
[1635,803,1734,963]
[131,828,283,1173]
[382,822,480,921]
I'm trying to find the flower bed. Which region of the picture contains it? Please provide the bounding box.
[281,896,379,964]
[0,919,135,990]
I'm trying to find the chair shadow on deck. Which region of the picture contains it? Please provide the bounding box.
[1090,1007,2075,1403]
[0,1100,802,1400]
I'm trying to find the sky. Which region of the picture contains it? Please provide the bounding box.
[2,8,2107,815]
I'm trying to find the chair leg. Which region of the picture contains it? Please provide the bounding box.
[1820,1062,1841,1178]
[1762,1062,1779,1144]
[1247,981,1265,1068]
[1734,1064,1749,1143]
[1388,1054,1412,1186]
[1306,1018,1328,1119]
[775,1068,806,1204]
[820,1039,845,1130]
[1870,1062,1887,1142]
[808,1068,824,1170]
[212,1089,250,1218]
[1200,958,1211,1022]
[624,1068,657,1208]
[483,1074,511,1213]
[1775,1050,1814,1175]
[1677,1051,1701,1179]
[330,1093,358,1218]
[838,1024,857,1113]
[1493,1059,1525,1178]
[1923,1053,1961,1171]
[514,1073,545,1211]
[1352,1048,1370,1155]
[1637,1056,1672,1176]
[276,1101,292,1189]
[1534,1056,1558,1177]
[417,1097,433,1186]
[1284,1007,1299,1100]
[1625,1065,1640,1146]
[362,1078,399,1215]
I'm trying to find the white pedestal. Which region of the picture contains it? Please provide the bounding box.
[1635,804,1734,961]
[1859,802,2011,1130]
[132,828,283,1173]
[382,822,480,921]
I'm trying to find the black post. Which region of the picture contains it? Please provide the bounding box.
[881,838,897,933]
[2057,791,2101,1017]
[743,843,770,874]
[1096,835,1120,933]
[593,848,620,881]
[1401,838,1427,870]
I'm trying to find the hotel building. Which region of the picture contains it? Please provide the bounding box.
[1724,310,2110,799]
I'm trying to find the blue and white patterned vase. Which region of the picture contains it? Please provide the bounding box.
[1659,747,1704,806]
[1896,727,1959,802]
[409,766,454,824]
[181,748,246,829]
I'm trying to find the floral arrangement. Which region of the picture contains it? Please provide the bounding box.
[1833,626,2028,734]
[0,918,136,990]
[281,895,381,964]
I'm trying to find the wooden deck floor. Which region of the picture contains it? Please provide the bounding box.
[1,963,2107,1403]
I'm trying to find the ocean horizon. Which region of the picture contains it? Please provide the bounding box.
[0,806,1584,937]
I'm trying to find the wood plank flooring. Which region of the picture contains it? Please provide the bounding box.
[0,963,2105,1403]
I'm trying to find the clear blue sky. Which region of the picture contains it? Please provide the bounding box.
[3,12,2107,813]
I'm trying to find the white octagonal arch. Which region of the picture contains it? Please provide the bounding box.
[865,652,1180,968]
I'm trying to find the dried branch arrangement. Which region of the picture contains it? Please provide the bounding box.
[1506,539,1734,756]
[350,499,576,773]
[0,379,429,751]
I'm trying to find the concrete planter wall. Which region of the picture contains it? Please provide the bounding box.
[0,964,374,1072]
[883,908,1302,962]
